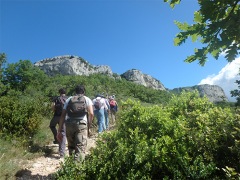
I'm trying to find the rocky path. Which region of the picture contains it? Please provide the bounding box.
[15,136,97,180]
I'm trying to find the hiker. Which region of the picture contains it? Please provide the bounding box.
[49,88,67,158]
[57,85,94,161]
[109,96,118,124]
[92,94,108,133]
[102,95,110,130]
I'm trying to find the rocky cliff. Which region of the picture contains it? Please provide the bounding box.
[172,84,228,103]
[34,55,228,102]
[121,69,166,91]
[34,55,113,76]
[34,55,165,90]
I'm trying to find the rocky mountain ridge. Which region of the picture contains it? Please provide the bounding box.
[34,55,228,102]
[172,84,228,103]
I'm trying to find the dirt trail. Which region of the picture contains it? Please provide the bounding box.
[15,136,97,180]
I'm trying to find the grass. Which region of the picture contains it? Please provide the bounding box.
[0,114,106,179]
[0,139,39,180]
[0,116,53,180]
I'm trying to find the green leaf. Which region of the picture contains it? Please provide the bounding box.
[174,37,181,46]
[194,11,202,23]
[184,55,196,63]
[174,21,189,31]
[165,0,181,8]
[191,34,198,42]
[210,49,220,59]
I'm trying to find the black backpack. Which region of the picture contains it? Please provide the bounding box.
[54,96,68,116]
[67,95,87,118]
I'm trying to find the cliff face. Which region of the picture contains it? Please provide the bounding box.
[172,84,228,103]
[34,55,165,90]
[121,69,166,91]
[34,55,113,76]
[34,55,228,103]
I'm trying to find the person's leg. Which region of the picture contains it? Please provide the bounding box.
[59,123,66,157]
[110,109,116,124]
[49,116,59,143]
[75,123,88,162]
[104,109,109,129]
[98,109,106,132]
[65,122,75,156]
[95,110,103,133]
[102,109,106,130]
[113,110,117,122]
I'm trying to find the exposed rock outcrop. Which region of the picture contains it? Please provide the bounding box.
[34,55,165,90]
[34,55,228,102]
[171,84,228,103]
[121,69,166,90]
[34,55,113,76]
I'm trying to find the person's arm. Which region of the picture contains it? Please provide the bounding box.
[51,97,57,111]
[88,104,94,126]
[106,100,110,112]
[115,100,118,112]
[51,102,55,112]
[57,109,66,141]
[103,100,108,110]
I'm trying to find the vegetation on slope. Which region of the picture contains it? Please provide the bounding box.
[56,92,240,179]
[0,59,171,178]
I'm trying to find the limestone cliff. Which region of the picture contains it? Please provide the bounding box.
[34,55,165,90]
[34,55,113,76]
[34,55,228,102]
[171,84,228,103]
[121,69,166,91]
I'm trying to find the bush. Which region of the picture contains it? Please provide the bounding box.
[0,92,51,139]
[56,91,240,179]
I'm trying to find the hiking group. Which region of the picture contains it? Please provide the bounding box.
[49,85,118,161]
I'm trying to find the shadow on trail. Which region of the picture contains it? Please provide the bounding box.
[14,145,62,180]
[15,169,55,180]
[14,153,62,180]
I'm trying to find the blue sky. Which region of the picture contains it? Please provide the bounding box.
[1,0,239,101]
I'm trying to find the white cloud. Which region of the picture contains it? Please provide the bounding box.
[199,57,240,102]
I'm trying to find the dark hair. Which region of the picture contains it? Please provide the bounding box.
[59,88,66,94]
[75,85,85,94]
[95,94,102,98]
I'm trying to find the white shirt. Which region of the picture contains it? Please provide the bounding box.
[92,97,108,110]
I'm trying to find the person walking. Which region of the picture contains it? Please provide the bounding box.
[109,96,118,125]
[49,88,68,158]
[92,94,108,133]
[57,85,94,162]
[102,95,110,130]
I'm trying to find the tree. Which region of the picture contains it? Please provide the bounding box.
[0,53,7,95]
[0,53,7,69]
[165,0,240,66]
[231,78,240,105]
[2,60,48,92]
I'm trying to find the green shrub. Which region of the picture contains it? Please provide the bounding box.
[56,91,240,179]
[55,155,86,180]
[0,93,51,138]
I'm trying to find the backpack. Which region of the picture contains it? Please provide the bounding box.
[54,96,68,116]
[67,95,87,118]
[109,100,116,108]
[94,98,102,110]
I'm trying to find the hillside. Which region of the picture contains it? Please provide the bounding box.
[34,55,228,102]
